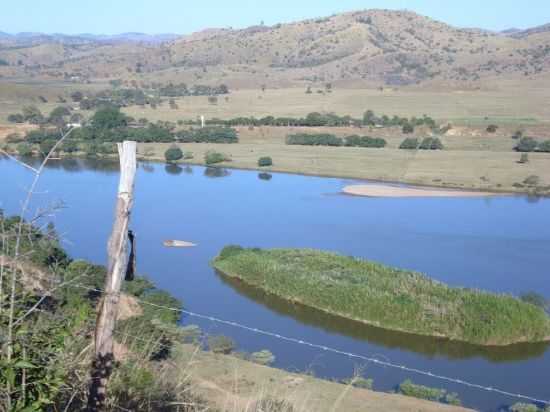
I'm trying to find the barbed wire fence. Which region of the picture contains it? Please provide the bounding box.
[26,279,550,407]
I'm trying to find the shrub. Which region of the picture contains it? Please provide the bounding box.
[258,156,273,167]
[253,398,295,412]
[486,124,498,133]
[509,403,540,412]
[250,349,276,365]
[523,175,540,186]
[39,139,58,155]
[22,105,44,124]
[341,377,373,390]
[538,140,550,153]
[402,123,414,134]
[515,137,538,152]
[512,130,523,140]
[398,379,446,402]
[61,140,79,153]
[16,142,33,156]
[7,113,24,123]
[164,145,183,163]
[419,137,444,150]
[204,150,228,165]
[344,135,386,148]
[177,126,238,143]
[286,133,343,146]
[520,292,548,309]
[5,133,24,143]
[399,137,419,149]
[208,335,235,354]
[519,153,529,164]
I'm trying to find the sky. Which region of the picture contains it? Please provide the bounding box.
[2,0,550,35]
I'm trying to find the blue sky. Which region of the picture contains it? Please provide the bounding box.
[2,0,549,34]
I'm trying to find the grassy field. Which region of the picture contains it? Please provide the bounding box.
[2,82,549,193]
[122,86,550,124]
[134,125,550,193]
[212,247,550,346]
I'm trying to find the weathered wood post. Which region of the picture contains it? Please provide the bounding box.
[87,141,137,411]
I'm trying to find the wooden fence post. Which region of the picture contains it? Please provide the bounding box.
[87,141,137,411]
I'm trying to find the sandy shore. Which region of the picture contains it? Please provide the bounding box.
[343,184,497,198]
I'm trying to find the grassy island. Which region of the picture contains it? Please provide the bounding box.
[212,247,550,346]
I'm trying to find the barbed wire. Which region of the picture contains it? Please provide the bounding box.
[50,281,550,406]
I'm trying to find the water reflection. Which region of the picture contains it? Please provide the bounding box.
[204,167,230,178]
[183,165,193,174]
[165,164,183,175]
[258,172,273,181]
[141,163,155,173]
[217,272,549,363]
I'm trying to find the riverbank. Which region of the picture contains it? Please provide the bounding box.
[212,247,550,346]
[168,342,472,412]
[343,184,499,197]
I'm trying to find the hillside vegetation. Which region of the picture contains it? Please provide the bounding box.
[213,247,550,346]
[1,9,549,88]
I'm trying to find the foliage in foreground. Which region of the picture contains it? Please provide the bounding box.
[212,246,550,345]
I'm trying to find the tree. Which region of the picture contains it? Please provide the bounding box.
[70,91,84,102]
[164,145,183,163]
[22,105,44,124]
[39,139,58,155]
[402,123,414,134]
[204,150,227,165]
[16,142,33,156]
[537,140,550,153]
[486,124,498,133]
[305,86,312,94]
[399,137,419,150]
[518,153,529,164]
[363,110,375,126]
[91,106,128,129]
[258,156,273,167]
[515,137,538,152]
[61,140,79,153]
[7,113,24,123]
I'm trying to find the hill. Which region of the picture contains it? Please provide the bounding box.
[0,9,549,89]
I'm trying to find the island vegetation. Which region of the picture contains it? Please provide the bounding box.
[212,246,550,346]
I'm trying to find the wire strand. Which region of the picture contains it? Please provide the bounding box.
[57,281,550,406]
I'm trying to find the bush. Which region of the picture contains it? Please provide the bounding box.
[253,398,295,412]
[419,137,444,150]
[164,145,183,163]
[16,142,33,156]
[250,349,276,365]
[208,335,235,354]
[520,292,548,309]
[523,175,540,186]
[39,139,58,155]
[509,403,540,412]
[204,150,228,165]
[286,133,343,146]
[515,137,538,152]
[258,156,273,167]
[512,130,523,140]
[5,133,24,143]
[177,126,238,143]
[399,137,419,150]
[344,135,386,148]
[61,140,79,153]
[398,379,446,402]
[486,124,498,133]
[538,140,550,153]
[341,377,373,389]
[519,153,529,164]
[7,113,24,123]
[402,123,414,134]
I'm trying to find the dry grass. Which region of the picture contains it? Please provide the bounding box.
[168,343,472,412]
[122,86,550,123]
[137,126,550,193]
